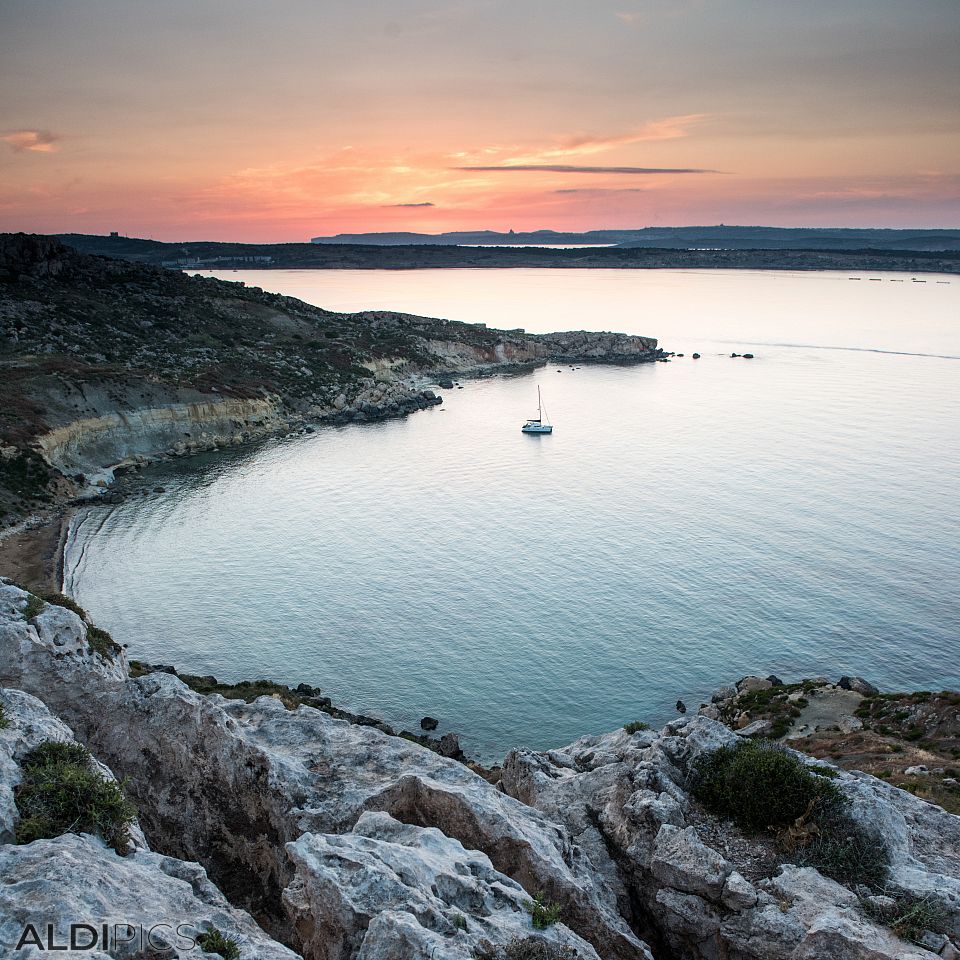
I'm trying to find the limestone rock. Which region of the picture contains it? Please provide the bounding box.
[0,834,300,959]
[502,716,960,960]
[283,810,600,960]
[721,871,758,911]
[650,825,731,900]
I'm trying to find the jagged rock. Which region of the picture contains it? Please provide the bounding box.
[721,871,758,911]
[736,676,773,693]
[502,716,960,960]
[420,716,439,731]
[0,686,295,958]
[837,676,880,695]
[735,719,773,738]
[651,825,731,900]
[0,835,299,959]
[283,811,600,960]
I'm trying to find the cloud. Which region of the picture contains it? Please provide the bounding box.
[615,11,644,24]
[455,165,719,174]
[449,115,708,170]
[2,129,61,153]
[383,201,435,207]
[554,188,650,194]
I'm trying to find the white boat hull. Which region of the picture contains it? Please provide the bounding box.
[522,423,553,434]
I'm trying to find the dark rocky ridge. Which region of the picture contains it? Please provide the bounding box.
[58,232,960,273]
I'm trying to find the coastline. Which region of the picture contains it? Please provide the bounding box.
[0,510,69,594]
[56,232,960,275]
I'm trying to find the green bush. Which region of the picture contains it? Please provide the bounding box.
[623,720,650,734]
[14,740,136,854]
[692,740,889,890]
[525,893,562,929]
[196,928,241,960]
[691,739,844,830]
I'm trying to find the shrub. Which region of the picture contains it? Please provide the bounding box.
[0,702,8,729]
[797,808,890,890]
[525,893,562,930]
[14,740,136,854]
[87,625,122,660]
[623,720,650,734]
[692,740,889,890]
[862,892,947,945]
[691,739,844,830]
[196,928,241,960]
[23,594,45,620]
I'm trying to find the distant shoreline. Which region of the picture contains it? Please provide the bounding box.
[55,233,960,275]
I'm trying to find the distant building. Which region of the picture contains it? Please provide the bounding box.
[109,231,119,237]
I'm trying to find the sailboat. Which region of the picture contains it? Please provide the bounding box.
[521,386,553,434]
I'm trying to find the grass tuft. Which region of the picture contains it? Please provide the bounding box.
[525,893,563,930]
[87,625,122,660]
[475,937,579,960]
[623,720,650,734]
[862,892,948,945]
[14,740,136,854]
[39,592,88,620]
[195,928,241,960]
[23,594,45,620]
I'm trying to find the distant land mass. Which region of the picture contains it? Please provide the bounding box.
[308,226,960,251]
[55,232,960,274]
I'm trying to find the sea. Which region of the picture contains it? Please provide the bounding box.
[63,267,960,761]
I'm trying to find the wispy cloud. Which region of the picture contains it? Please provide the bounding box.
[2,129,61,153]
[450,115,708,168]
[383,201,435,207]
[554,187,651,194]
[455,165,719,174]
[615,11,644,24]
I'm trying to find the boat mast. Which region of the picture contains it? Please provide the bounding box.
[538,385,542,421]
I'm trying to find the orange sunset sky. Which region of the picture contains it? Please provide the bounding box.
[1,0,958,241]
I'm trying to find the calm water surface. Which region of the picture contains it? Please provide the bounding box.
[65,269,960,760]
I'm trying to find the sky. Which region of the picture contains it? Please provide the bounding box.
[1,0,958,240]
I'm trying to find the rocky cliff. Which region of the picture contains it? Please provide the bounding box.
[0,580,957,960]
[0,233,660,527]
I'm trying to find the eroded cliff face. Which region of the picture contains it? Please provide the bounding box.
[1,579,958,960]
[35,396,284,478]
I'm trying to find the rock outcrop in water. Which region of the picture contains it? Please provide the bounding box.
[1,578,958,959]
[0,233,661,529]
